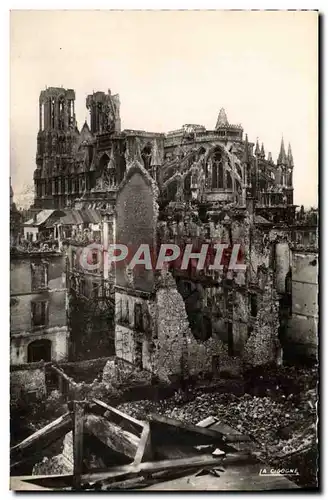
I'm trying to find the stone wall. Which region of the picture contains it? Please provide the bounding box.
[286,251,318,361]
[11,365,46,401]
[10,253,69,365]
[11,328,69,365]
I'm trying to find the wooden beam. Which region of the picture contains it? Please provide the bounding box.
[196,416,218,428]
[12,452,254,490]
[133,422,152,465]
[91,399,144,437]
[83,414,139,461]
[10,474,73,490]
[72,402,84,490]
[82,452,252,487]
[149,414,226,446]
[11,412,73,464]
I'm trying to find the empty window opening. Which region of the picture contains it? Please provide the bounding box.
[134,304,143,331]
[227,322,234,356]
[28,339,51,363]
[249,294,258,317]
[31,262,48,291]
[135,340,143,370]
[31,301,48,327]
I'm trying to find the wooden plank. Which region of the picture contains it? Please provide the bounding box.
[92,399,144,437]
[83,414,139,461]
[149,414,226,446]
[73,402,84,490]
[82,452,252,487]
[196,416,218,428]
[10,412,73,463]
[10,474,73,490]
[133,422,152,465]
[209,421,251,442]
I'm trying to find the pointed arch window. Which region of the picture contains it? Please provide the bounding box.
[211,148,224,189]
[58,98,65,130]
[226,170,232,189]
[141,144,152,170]
[51,98,56,129]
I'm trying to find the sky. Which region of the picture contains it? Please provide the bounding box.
[10,10,318,208]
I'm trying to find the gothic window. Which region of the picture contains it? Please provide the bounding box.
[141,144,152,170]
[211,149,224,189]
[226,170,232,189]
[99,153,110,171]
[40,103,45,131]
[80,278,86,297]
[92,251,99,266]
[92,282,98,298]
[31,300,48,328]
[51,98,55,128]
[58,99,65,130]
[28,339,52,363]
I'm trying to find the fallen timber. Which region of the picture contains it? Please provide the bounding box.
[10,397,298,491]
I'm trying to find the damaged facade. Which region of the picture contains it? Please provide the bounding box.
[10,249,69,398]
[11,86,318,381]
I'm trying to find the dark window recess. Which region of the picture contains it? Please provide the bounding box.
[45,369,58,392]
[71,251,77,268]
[227,322,234,356]
[285,268,292,295]
[80,279,86,297]
[28,339,51,363]
[92,251,98,265]
[31,263,48,290]
[135,340,143,370]
[249,294,258,317]
[203,316,212,341]
[212,355,220,378]
[92,282,98,298]
[135,304,143,331]
[31,301,48,327]
[247,325,253,338]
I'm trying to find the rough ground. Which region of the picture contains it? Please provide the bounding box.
[11,365,318,488]
[117,366,318,489]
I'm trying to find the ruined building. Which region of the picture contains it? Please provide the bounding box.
[23,86,318,379]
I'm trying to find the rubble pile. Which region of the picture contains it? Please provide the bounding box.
[118,389,317,452]
[117,369,317,487]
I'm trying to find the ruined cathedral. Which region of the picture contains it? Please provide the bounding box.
[19,85,317,381]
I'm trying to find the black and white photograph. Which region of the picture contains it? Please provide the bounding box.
[9,9,319,491]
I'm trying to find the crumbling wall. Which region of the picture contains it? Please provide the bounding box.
[10,364,46,401]
[151,273,187,382]
[243,271,281,367]
[10,327,69,365]
[286,251,318,361]
[275,242,292,294]
[115,290,154,370]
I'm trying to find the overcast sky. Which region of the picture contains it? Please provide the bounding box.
[10,10,318,207]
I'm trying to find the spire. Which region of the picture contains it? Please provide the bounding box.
[277,137,287,164]
[287,142,294,168]
[267,151,273,163]
[260,142,265,159]
[215,108,229,129]
[243,134,249,163]
[255,138,260,157]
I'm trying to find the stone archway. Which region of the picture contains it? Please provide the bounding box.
[27,339,52,363]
